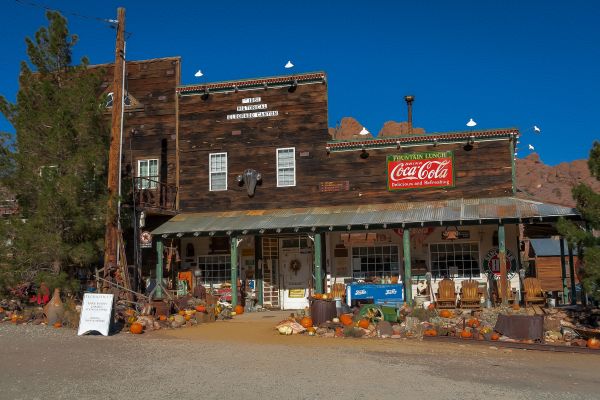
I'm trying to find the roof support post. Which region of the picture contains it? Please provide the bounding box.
[499,224,508,306]
[230,236,239,306]
[314,233,323,294]
[403,229,412,304]
[254,235,263,306]
[560,238,569,304]
[155,238,163,299]
[568,244,576,305]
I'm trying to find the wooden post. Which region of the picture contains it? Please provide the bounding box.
[568,244,576,305]
[254,236,263,306]
[314,233,323,294]
[155,238,163,299]
[498,224,507,306]
[103,7,126,283]
[230,237,238,306]
[559,237,569,304]
[403,229,412,304]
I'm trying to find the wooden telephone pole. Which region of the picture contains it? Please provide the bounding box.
[103,7,126,284]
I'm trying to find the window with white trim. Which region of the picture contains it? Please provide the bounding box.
[429,242,480,279]
[351,245,400,279]
[209,153,227,191]
[137,159,159,189]
[197,255,231,284]
[276,147,295,187]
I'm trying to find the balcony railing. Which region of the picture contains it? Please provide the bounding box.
[133,177,178,213]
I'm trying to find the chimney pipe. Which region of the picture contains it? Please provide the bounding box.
[404,95,414,134]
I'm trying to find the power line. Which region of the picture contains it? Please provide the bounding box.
[14,0,117,27]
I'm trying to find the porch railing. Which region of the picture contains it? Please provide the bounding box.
[133,177,178,213]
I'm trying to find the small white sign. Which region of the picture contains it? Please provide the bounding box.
[77,293,114,336]
[242,97,261,104]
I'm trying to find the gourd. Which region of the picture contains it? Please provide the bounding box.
[278,325,293,335]
[357,319,370,329]
[339,314,353,326]
[234,305,244,315]
[306,327,316,335]
[158,315,167,321]
[427,303,436,311]
[332,317,340,324]
[178,310,186,316]
[587,338,600,349]
[460,330,473,339]
[439,310,453,318]
[300,316,313,329]
[490,332,500,341]
[184,314,191,321]
[467,318,480,328]
[424,329,438,337]
[130,322,143,334]
[53,322,62,328]
[195,305,206,313]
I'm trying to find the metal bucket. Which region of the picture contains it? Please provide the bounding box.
[310,299,337,326]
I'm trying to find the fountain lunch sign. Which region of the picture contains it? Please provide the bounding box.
[387,151,454,191]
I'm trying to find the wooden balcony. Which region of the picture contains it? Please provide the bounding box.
[133,177,178,215]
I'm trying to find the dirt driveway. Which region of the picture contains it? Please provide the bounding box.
[1,311,598,400]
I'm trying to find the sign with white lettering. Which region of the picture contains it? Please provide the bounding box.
[77,293,114,336]
[387,151,454,191]
[227,97,279,120]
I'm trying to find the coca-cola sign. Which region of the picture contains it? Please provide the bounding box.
[387,151,454,191]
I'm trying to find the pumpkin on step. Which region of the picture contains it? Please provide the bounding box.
[234,305,244,315]
[439,310,453,318]
[339,314,353,326]
[300,316,313,329]
[130,322,143,334]
[424,329,438,337]
[460,330,473,339]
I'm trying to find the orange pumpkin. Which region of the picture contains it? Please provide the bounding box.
[587,338,600,350]
[234,305,244,315]
[158,315,167,321]
[130,322,143,334]
[512,303,521,311]
[335,327,344,337]
[357,319,370,329]
[460,330,473,339]
[178,310,186,316]
[467,318,480,328]
[339,314,353,326]
[124,308,135,317]
[195,305,206,313]
[439,310,453,318]
[0,307,5,313]
[11,315,18,323]
[427,303,436,311]
[53,322,62,328]
[313,293,323,300]
[184,314,191,321]
[490,332,500,341]
[300,316,313,329]
[424,329,438,337]
[306,326,316,334]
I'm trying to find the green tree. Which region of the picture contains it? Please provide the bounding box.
[558,141,600,301]
[0,11,108,290]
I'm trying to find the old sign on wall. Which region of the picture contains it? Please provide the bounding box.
[387,151,454,191]
[483,248,518,278]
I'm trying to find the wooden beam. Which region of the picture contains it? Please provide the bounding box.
[230,237,239,306]
[403,229,412,304]
[314,233,323,294]
[499,224,507,306]
[560,237,569,304]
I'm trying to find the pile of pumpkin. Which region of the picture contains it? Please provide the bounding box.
[423,316,501,341]
[278,312,376,337]
[0,306,64,328]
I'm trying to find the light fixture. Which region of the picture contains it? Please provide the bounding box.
[360,146,369,159]
[263,82,268,90]
[259,229,265,234]
[242,230,248,235]
[234,86,239,93]
[176,232,183,237]
[209,231,215,236]
[442,226,459,240]
[325,146,330,155]
[311,227,316,232]
[432,138,438,147]
[226,230,232,236]
[193,232,200,237]
[347,225,351,230]
[294,227,299,232]
[364,224,369,230]
[329,226,333,231]
[276,228,282,233]
[396,141,401,150]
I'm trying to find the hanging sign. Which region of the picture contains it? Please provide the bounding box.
[483,247,517,278]
[140,231,152,248]
[77,293,114,336]
[387,151,454,191]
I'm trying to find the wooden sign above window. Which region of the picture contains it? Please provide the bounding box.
[319,181,350,193]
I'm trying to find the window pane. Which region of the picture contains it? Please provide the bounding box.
[277,148,295,187]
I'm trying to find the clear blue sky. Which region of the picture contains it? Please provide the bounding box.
[1,0,598,165]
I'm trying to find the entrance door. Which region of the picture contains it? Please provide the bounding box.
[280,245,312,310]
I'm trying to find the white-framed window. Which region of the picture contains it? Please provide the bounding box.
[429,242,480,279]
[197,255,231,284]
[137,159,159,189]
[276,147,296,187]
[351,245,400,279]
[209,152,228,191]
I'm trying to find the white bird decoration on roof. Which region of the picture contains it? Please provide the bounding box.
[285,60,294,69]
[194,70,204,77]
[534,125,541,133]
[466,118,477,127]
[359,127,370,136]
[528,144,535,150]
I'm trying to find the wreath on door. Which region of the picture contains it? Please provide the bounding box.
[289,259,301,275]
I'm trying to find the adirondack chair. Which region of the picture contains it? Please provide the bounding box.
[459,280,481,309]
[491,278,516,305]
[523,277,546,307]
[435,278,457,309]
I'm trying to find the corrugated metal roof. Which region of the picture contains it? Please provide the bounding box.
[530,238,568,257]
[152,197,579,237]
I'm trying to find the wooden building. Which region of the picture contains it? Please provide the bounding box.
[103,58,580,308]
[528,238,579,293]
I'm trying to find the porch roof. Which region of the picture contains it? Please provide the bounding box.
[151,197,579,237]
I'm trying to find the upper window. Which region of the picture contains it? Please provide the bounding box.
[276,147,296,187]
[137,159,159,189]
[429,242,480,279]
[209,153,227,191]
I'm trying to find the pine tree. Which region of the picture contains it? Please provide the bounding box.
[558,141,600,301]
[0,11,108,289]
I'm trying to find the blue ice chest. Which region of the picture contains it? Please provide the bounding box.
[346,283,404,306]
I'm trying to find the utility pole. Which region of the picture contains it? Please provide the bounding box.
[103,7,126,286]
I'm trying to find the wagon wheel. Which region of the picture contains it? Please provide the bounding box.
[360,305,384,323]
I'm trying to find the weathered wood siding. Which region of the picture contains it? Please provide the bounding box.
[535,256,579,292]
[178,80,513,212]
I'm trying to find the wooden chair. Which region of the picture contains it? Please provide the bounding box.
[459,280,481,310]
[492,279,516,306]
[435,278,457,309]
[523,277,546,307]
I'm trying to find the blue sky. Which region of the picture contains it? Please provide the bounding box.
[1,0,598,165]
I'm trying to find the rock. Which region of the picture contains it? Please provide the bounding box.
[44,288,64,325]
[173,314,185,325]
[377,321,393,337]
[544,317,561,332]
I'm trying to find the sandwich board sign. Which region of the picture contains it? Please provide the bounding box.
[77,293,114,336]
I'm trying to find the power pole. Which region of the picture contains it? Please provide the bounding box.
[103,7,126,286]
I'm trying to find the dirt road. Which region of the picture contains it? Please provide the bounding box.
[1,311,598,400]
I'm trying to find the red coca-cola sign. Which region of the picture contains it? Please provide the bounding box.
[387,151,454,191]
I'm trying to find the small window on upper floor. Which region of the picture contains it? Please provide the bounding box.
[209,153,227,191]
[277,147,296,187]
[137,158,159,189]
[105,92,133,108]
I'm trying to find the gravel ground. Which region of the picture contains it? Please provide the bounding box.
[1,314,599,400]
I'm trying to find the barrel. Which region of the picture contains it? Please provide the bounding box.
[310,299,337,326]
